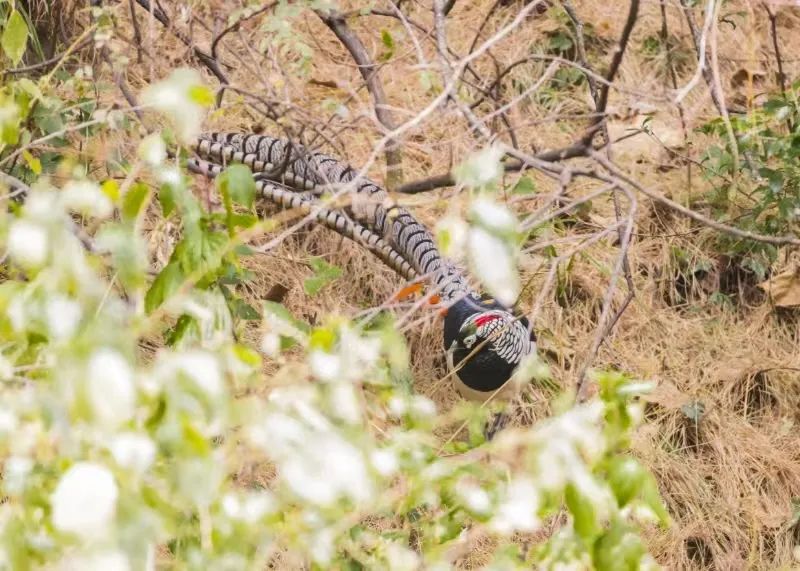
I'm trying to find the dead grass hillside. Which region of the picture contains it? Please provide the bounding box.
[34,0,800,568]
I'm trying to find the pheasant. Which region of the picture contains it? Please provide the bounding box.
[188,133,537,435]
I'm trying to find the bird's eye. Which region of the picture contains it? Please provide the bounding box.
[463,334,477,349]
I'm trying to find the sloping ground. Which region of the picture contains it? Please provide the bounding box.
[48,0,800,567]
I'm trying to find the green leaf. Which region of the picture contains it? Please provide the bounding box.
[640,474,671,527]
[565,483,600,540]
[176,230,227,276]
[379,29,395,62]
[159,182,177,217]
[2,10,29,65]
[217,164,256,209]
[122,182,152,222]
[145,260,185,313]
[303,257,343,296]
[512,176,536,195]
[607,457,645,507]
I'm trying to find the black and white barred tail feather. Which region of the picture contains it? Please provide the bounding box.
[187,157,418,282]
[190,133,536,415]
[192,133,471,302]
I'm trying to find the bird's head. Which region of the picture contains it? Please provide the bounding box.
[443,296,535,393]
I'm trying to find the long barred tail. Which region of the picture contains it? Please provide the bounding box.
[191,133,473,302]
[187,157,418,282]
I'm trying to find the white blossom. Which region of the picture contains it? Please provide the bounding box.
[435,215,469,258]
[457,145,504,187]
[467,227,519,307]
[0,409,18,434]
[309,350,342,382]
[7,220,48,267]
[470,197,518,234]
[45,296,83,341]
[87,349,136,427]
[62,180,113,219]
[157,166,182,186]
[310,528,335,565]
[164,350,223,398]
[280,432,373,506]
[386,542,420,571]
[51,462,118,539]
[4,456,33,494]
[455,480,491,515]
[370,449,399,476]
[490,477,540,535]
[387,396,407,417]
[142,69,207,143]
[260,332,281,357]
[109,432,156,474]
[138,132,167,166]
[222,492,275,523]
[58,550,130,571]
[329,382,361,424]
[411,396,436,417]
[0,356,13,381]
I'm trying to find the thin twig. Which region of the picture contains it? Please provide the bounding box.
[131,0,230,85]
[592,151,800,247]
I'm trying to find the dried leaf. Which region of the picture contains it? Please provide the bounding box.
[758,266,800,307]
[642,381,690,411]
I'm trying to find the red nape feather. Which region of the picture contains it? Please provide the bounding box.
[474,314,500,328]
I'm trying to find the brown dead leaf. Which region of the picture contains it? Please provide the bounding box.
[758,266,800,307]
[642,380,690,410]
[716,358,754,383]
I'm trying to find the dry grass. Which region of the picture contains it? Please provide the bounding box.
[40,0,800,568]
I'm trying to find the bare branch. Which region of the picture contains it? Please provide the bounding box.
[131,0,230,85]
[317,9,404,189]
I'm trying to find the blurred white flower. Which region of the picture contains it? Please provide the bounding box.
[467,226,519,307]
[88,349,135,427]
[455,480,491,515]
[138,132,167,166]
[310,528,335,565]
[164,350,223,398]
[0,409,18,434]
[329,382,361,424]
[387,396,407,417]
[23,191,60,222]
[51,462,118,539]
[7,220,48,267]
[260,332,281,357]
[309,350,341,382]
[221,492,275,523]
[370,448,399,477]
[435,215,468,258]
[411,396,436,417]
[59,550,130,571]
[470,197,518,234]
[45,296,82,341]
[386,542,420,571]
[142,68,207,143]
[457,145,504,187]
[0,355,13,381]
[4,456,33,494]
[490,477,540,535]
[281,432,373,506]
[157,166,182,186]
[109,432,156,474]
[62,180,113,219]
